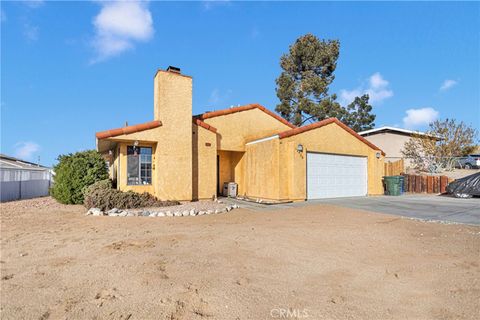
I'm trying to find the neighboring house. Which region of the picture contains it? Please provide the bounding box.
[0,154,53,202]
[358,127,438,166]
[95,66,385,201]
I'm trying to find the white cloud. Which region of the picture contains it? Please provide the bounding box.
[91,1,154,63]
[208,88,232,106]
[440,79,457,91]
[23,23,39,41]
[402,107,439,129]
[14,142,40,160]
[339,72,393,105]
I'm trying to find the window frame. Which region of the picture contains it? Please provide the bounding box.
[126,146,153,186]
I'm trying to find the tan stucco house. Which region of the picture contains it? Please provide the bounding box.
[358,126,438,168]
[96,67,385,201]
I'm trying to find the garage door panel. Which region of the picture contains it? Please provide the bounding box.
[307,153,367,199]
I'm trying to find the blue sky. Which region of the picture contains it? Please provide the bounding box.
[1,1,479,166]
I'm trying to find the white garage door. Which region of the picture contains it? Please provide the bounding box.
[307,153,367,199]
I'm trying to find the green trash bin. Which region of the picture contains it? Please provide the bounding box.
[384,176,402,196]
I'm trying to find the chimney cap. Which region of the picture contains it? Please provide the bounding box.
[166,66,181,74]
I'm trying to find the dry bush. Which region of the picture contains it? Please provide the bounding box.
[83,180,179,211]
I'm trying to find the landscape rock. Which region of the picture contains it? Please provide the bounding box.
[87,199,232,218]
[88,208,104,216]
[106,208,120,215]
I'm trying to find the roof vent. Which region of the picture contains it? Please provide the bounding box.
[166,66,181,74]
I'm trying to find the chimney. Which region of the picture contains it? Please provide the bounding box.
[153,66,192,122]
[166,66,181,74]
[152,66,193,200]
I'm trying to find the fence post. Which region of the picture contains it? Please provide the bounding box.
[427,176,433,193]
[440,176,448,194]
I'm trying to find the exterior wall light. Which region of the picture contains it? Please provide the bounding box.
[375,151,381,159]
[134,140,139,147]
[297,144,304,153]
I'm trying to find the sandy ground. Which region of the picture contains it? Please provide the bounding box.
[1,197,479,320]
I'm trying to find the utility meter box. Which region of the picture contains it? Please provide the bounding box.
[228,182,238,197]
[222,182,238,197]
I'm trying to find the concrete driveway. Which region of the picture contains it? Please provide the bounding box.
[225,195,480,225]
[316,195,480,226]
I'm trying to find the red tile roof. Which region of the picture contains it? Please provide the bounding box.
[278,118,385,155]
[198,103,296,129]
[194,118,217,133]
[96,120,162,139]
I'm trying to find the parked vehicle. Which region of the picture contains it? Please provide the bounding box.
[455,154,480,169]
[446,172,480,198]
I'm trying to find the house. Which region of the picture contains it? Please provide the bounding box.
[96,66,385,201]
[0,154,53,202]
[358,126,438,167]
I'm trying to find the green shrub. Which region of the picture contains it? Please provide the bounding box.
[51,150,109,204]
[83,179,180,211]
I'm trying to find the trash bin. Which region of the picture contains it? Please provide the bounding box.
[384,176,402,196]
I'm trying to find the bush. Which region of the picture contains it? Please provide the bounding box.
[51,150,109,204]
[83,179,180,211]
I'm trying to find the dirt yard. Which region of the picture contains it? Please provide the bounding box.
[1,197,479,320]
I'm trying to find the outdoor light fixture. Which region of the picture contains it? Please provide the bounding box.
[375,151,381,159]
[297,144,304,153]
[134,140,139,147]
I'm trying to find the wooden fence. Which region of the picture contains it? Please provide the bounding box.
[384,159,404,176]
[401,174,454,194]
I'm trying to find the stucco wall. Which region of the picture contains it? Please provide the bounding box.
[153,71,193,200]
[192,124,217,200]
[363,132,410,160]
[244,138,281,200]
[203,108,292,151]
[281,123,384,198]
[103,70,194,201]
[243,122,384,200]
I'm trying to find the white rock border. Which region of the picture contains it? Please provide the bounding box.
[85,204,240,217]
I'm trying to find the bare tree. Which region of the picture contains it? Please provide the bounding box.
[401,119,478,172]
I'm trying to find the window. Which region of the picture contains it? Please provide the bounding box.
[127,146,152,185]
